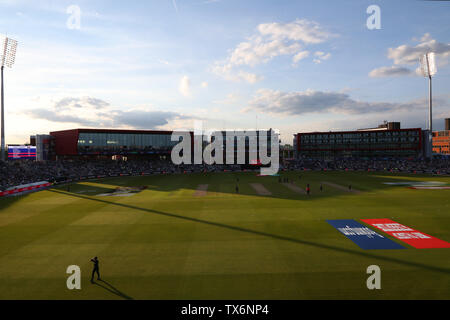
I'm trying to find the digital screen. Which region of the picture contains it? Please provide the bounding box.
[8,146,36,160]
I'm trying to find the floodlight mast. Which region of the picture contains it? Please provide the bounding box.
[420,52,437,162]
[0,36,18,162]
[1,38,6,163]
[1,63,4,162]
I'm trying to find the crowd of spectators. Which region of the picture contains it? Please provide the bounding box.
[287,157,450,175]
[0,159,241,191]
[1,157,449,191]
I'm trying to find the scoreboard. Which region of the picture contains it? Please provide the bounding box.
[7,145,37,160]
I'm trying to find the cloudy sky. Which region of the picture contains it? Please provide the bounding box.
[0,0,449,144]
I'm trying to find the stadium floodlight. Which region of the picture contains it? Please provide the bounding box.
[0,35,18,161]
[419,52,437,162]
[420,52,437,78]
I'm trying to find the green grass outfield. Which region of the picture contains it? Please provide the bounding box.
[0,171,449,300]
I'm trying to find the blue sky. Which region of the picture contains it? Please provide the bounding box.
[1,0,449,144]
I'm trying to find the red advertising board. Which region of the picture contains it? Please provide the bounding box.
[362,219,450,249]
[0,182,52,197]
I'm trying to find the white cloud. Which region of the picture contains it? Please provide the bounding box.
[292,50,310,64]
[213,19,335,83]
[24,96,192,129]
[369,66,413,78]
[312,51,331,64]
[179,75,191,97]
[228,36,302,67]
[244,88,443,116]
[201,81,208,88]
[235,71,263,83]
[211,63,263,83]
[54,97,110,110]
[257,19,332,44]
[369,33,450,77]
[388,34,450,66]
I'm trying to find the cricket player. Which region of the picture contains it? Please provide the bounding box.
[90,257,101,283]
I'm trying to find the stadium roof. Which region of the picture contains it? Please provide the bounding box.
[50,128,175,135]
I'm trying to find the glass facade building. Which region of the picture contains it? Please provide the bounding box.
[49,129,181,158]
[294,128,423,159]
[77,132,176,153]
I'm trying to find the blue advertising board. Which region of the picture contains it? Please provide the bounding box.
[327,219,405,250]
[8,146,36,160]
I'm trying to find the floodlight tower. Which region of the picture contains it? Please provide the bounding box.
[0,35,18,161]
[419,52,437,161]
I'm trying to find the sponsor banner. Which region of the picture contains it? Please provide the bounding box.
[408,186,450,190]
[327,219,405,250]
[383,181,450,190]
[362,219,450,249]
[0,181,51,197]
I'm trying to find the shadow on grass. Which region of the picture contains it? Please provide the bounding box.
[0,193,32,211]
[77,170,449,202]
[4,171,443,207]
[50,189,450,276]
[93,279,133,300]
[53,183,117,195]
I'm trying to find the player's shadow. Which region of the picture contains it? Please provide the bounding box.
[93,279,133,300]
